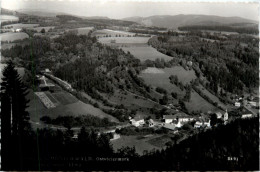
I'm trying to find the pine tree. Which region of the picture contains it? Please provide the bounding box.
[0,60,31,169]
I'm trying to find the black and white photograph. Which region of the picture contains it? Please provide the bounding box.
[0,0,259,170]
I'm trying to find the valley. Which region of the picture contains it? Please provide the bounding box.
[0,6,259,170]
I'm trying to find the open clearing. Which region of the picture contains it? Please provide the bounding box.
[27,90,119,123]
[147,135,172,147]
[140,66,196,95]
[0,32,29,42]
[141,66,197,84]
[98,37,150,44]
[122,46,173,62]
[101,90,159,114]
[93,29,135,37]
[111,135,164,155]
[185,90,221,113]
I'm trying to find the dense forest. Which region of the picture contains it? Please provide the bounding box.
[148,32,259,96]
[178,24,259,35]
[136,117,259,170]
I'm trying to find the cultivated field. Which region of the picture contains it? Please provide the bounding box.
[2,23,39,30]
[0,15,19,23]
[51,91,78,105]
[35,92,56,109]
[30,26,55,32]
[98,37,150,44]
[92,29,135,37]
[27,90,119,123]
[65,27,94,35]
[102,90,159,115]
[122,46,173,62]
[0,32,29,42]
[111,135,164,155]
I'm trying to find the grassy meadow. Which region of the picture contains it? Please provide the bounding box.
[0,32,29,42]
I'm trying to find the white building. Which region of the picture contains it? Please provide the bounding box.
[194,121,203,128]
[130,116,145,127]
[163,115,175,124]
[224,109,228,121]
[234,102,241,107]
[215,112,222,119]
[148,119,154,127]
[163,113,194,124]
[241,114,253,119]
[248,101,257,107]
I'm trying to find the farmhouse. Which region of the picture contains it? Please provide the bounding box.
[194,114,211,128]
[163,115,175,124]
[163,120,183,130]
[148,119,154,127]
[130,116,145,127]
[248,101,257,107]
[163,113,193,124]
[194,121,203,128]
[215,112,222,119]
[241,114,253,119]
[234,102,241,107]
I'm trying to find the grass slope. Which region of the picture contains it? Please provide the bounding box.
[27,90,119,123]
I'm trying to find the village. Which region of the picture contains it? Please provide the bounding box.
[31,68,259,151]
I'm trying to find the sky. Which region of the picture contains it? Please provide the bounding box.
[1,0,259,21]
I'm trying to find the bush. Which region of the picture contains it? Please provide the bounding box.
[156,87,167,94]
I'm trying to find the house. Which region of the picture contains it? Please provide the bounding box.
[163,115,175,124]
[148,119,154,127]
[223,110,228,121]
[110,133,120,141]
[173,113,194,122]
[163,113,193,124]
[44,68,51,73]
[194,121,203,128]
[215,112,222,119]
[194,113,211,128]
[130,116,145,127]
[15,28,22,32]
[248,101,257,107]
[234,102,241,107]
[242,114,252,119]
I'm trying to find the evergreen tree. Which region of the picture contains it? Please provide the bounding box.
[0,60,31,170]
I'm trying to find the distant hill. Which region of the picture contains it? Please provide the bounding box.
[123,14,258,29]
[16,9,110,20]
[1,8,18,15]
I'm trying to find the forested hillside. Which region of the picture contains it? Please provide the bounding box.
[148,31,259,96]
[136,117,259,170]
[2,33,153,121]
